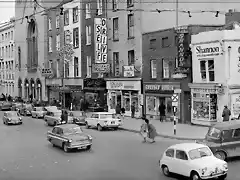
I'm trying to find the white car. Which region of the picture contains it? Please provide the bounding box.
[159,143,228,180]
[31,107,47,118]
[85,112,122,131]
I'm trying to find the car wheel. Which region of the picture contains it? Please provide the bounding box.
[86,145,91,150]
[214,151,226,161]
[85,122,89,129]
[63,143,69,152]
[19,122,22,125]
[97,124,102,131]
[162,165,170,177]
[53,122,57,126]
[113,127,118,130]
[190,171,201,180]
[218,174,227,180]
[24,112,27,116]
[3,121,5,124]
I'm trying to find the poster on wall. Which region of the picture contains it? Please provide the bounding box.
[231,94,240,119]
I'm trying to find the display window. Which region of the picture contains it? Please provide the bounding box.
[122,91,130,111]
[131,91,139,112]
[165,97,173,117]
[146,96,156,114]
[110,92,116,109]
[85,92,99,106]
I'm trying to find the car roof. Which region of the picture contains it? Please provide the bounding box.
[168,143,207,152]
[212,120,240,130]
[92,112,113,115]
[55,124,79,129]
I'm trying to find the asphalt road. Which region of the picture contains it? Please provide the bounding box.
[0,112,239,180]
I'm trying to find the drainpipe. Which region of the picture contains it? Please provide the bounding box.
[227,46,231,115]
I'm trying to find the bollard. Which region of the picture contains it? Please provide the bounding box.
[173,106,177,135]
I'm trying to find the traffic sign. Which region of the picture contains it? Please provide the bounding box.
[171,94,178,102]
[172,102,178,107]
[174,89,182,93]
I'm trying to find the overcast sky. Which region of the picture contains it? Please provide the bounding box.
[0,0,15,24]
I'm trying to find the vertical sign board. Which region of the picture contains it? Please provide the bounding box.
[94,18,108,64]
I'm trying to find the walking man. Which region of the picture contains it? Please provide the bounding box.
[131,102,135,118]
[159,101,166,122]
[222,105,231,122]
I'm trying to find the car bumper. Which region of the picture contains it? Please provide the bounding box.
[103,124,121,128]
[68,142,92,149]
[2,107,11,110]
[8,121,22,124]
[201,172,227,179]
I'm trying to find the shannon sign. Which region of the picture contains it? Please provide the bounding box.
[196,45,221,57]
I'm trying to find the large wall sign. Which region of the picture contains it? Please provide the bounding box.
[195,45,221,57]
[94,18,108,64]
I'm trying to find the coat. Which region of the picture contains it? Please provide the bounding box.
[222,108,231,121]
[147,124,157,139]
[140,123,148,138]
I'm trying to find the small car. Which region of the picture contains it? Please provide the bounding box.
[44,107,64,126]
[3,111,22,125]
[19,103,33,116]
[31,107,47,118]
[85,112,122,131]
[47,124,92,152]
[69,111,86,125]
[0,101,12,111]
[159,143,228,180]
[196,120,240,161]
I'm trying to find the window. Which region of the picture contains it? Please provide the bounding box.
[6,46,8,58]
[233,128,240,138]
[74,57,79,77]
[200,61,206,80]
[5,33,7,40]
[112,0,117,10]
[149,39,156,49]
[208,60,215,81]
[200,60,215,82]
[162,58,169,78]
[73,7,78,23]
[113,17,119,41]
[127,14,134,38]
[91,114,99,118]
[64,10,69,26]
[56,35,60,51]
[2,47,4,58]
[73,27,79,48]
[150,60,157,79]
[2,34,3,41]
[65,62,69,77]
[8,45,10,57]
[87,56,91,78]
[165,149,174,157]
[48,36,52,52]
[10,31,13,40]
[127,0,134,7]
[56,59,60,77]
[48,60,52,68]
[11,44,13,58]
[113,52,119,76]
[176,150,188,160]
[0,48,1,58]
[56,15,60,29]
[8,32,10,40]
[48,18,52,30]
[162,37,169,48]
[64,30,71,45]
[97,0,103,15]
[175,35,178,46]
[188,147,212,160]
[128,50,135,65]
[86,25,91,45]
[86,3,91,19]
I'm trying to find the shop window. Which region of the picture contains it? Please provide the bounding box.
[123,91,130,111]
[192,93,210,120]
[110,92,116,109]
[131,91,138,112]
[146,96,156,115]
[208,60,215,81]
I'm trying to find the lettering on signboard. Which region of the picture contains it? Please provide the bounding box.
[123,66,134,77]
[109,81,123,89]
[145,85,174,91]
[92,64,110,73]
[196,45,220,57]
[95,18,108,64]
[192,88,217,94]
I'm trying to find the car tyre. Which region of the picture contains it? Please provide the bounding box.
[97,124,102,131]
[86,145,91,150]
[190,171,201,180]
[24,112,27,116]
[113,127,118,130]
[218,174,227,180]
[53,122,57,126]
[162,165,170,177]
[85,122,89,129]
[63,143,69,152]
[214,151,226,161]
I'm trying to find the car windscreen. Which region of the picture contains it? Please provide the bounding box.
[53,112,62,117]
[207,127,221,139]
[63,127,83,135]
[35,107,44,111]
[188,147,212,160]
[7,112,18,117]
[72,111,84,116]
[100,114,115,119]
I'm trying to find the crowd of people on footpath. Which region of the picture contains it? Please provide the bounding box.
[0,93,13,102]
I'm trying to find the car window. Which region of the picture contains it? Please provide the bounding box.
[52,127,58,134]
[233,128,240,138]
[222,130,233,140]
[188,147,212,160]
[57,128,63,135]
[91,114,99,118]
[208,127,221,139]
[165,149,174,157]
[176,150,188,160]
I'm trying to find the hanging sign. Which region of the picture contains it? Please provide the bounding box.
[92,63,110,73]
[123,66,134,77]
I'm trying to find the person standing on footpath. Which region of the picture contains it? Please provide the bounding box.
[222,105,231,122]
[131,102,135,118]
[115,103,121,118]
[159,101,166,122]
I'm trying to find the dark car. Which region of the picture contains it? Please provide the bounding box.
[19,103,33,116]
[69,111,87,125]
[0,101,12,111]
[47,124,93,152]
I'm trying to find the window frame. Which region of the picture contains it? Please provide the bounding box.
[150,59,157,79]
[74,56,79,77]
[127,0,134,7]
[48,18,52,30]
[149,39,156,49]
[127,14,134,38]
[199,59,215,82]
[85,3,91,19]
[56,15,60,29]
[73,27,79,48]
[48,36,52,52]
[128,50,135,65]
[112,0,117,10]
[113,17,119,41]
[56,34,60,51]
[97,0,103,15]
[176,150,188,160]
[162,58,170,79]
[64,10,69,26]
[86,25,91,45]
[86,56,92,78]
[233,128,240,138]
[162,37,169,48]
[73,7,79,23]
[165,148,174,157]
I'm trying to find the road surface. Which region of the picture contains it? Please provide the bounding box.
[0,113,239,180]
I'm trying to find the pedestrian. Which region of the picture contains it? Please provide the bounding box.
[121,107,125,119]
[145,119,157,143]
[159,101,166,122]
[115,103,121,118]
[65,110,68,124]
[61,110,65,124]
[131,102,135,118]
[140,118,148,143]
[222,105,231,122]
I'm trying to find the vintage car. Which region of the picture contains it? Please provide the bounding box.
[85,112,122,131]
[3,111,22,125]
[44,107,64,126]
[69,111,86,125]
[47,124,92,152]
[31,107,47,118]
[0,101,12,111]
[19,103,33,116]
[159,143,228,180]
[196,120,240,161]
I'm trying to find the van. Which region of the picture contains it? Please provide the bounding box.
[197,120,240,160]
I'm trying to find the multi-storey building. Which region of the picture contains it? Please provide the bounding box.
[142,25,222,124]
[0,19,15,97]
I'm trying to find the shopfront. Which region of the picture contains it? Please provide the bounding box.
[144,82,181,121]
[106,78,142,118]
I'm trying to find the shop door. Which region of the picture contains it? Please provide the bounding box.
[184,92,191,124]
[65,93,72,109]
[117,94,121,107]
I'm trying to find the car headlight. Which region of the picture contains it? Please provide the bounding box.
[104,121,108,124]
[201,167,207,175]
[88,135,92,140]
[19,117,22,121]
[68,139,72,143]
[223,163,228,169]
[8,118,12,121]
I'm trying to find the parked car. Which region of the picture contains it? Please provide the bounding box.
[31,107,47,118]
[19,103,33,116]
[0,101,12,111]
[196,120,240,161]
[85,112,122,131]
[47,124,92,152]
[44,107,64,126]
[159,143,228,180]
[12,102,23,111]
[69,111,86,125]
[3,111,22,125]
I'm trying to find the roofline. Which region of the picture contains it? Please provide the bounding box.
[0,22,15,32]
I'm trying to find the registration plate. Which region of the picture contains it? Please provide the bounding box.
[78,146,86,149]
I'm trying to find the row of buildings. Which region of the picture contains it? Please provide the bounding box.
[1,0,240,125]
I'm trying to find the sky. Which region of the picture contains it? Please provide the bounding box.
[0,0,15,24]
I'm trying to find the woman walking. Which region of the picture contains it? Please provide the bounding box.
[145,119,157,143]
[140,120,148,143]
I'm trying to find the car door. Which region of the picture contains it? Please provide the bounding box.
[92,114,99,127]
[32,108,36,116]
[3,112,7,123]
[174,150,190,176]
[162,148,175,172]
[55,128,64,147]
[88,114,96,126]
[220,129,234,157]
[230,128,240,157]
[50,127,58,146]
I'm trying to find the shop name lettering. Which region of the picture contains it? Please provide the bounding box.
[145,85,173,91]
[192,88,216,93]
[196,46,219,54]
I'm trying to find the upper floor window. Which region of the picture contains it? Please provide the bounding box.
[86,56,92,78]
[150,59,157,79]
[162,37,169,48]
[48,36,52,52]
[128,50,135,65]
[73,27,79,48]
[97,0,103,15]
[56,34,60,51]
[113,17,119,41]
[162,58,170,78]
[113,52,120,76]
[86,25,91,45]
[56,15,60,29]
[73,7,79,23]
[86,3,91,19]
[64,10,69,26]
[10,31,13,40]
[149,39,156,49]
[64,30,71,45]
[1,34,3,41]
[200,59,215,82]
[8,32,10,40]
[127,0,134,7]
[112,0,117,10]
[74,57,79,77]
[56,59,60,77]
[48,18,52,30]
[127,14,134,38]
